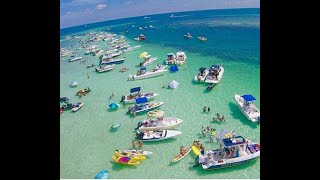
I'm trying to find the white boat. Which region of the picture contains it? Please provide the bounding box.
[69,56,82,62]
[165,51,187,65]
[199,130,260,170]
[194,67,209,82]
[152,64,168,71]
[138,55,158,66]
[198,36,207,41]
[149,25,155,28]
[71,102,83,112]
[136,112,183,131]
[122,150,153,157]
[134,34,146,41]
[234,94,260,123]
[95,64,115,73]
[100,50,123,59]
[184,33,192,39]
[128,67,168,80]
[136,130,182,141]
[100,57,125,65]
[204,65,224,84]
[121,87,158,104]
[128,97,164,114]
[123,45,141,52]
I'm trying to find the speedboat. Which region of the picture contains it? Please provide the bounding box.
[121,87,158,104]
[100,57,125,65]
[194,67,209,82]
[198,36,207,41]
[136,110,183,131]
[198,130,260,170]
[95,64,115,73]
[134,34,146,41]
[69,56,82,62]
[127,97,164,115]
[204,65,224,84]
[128,67,168,80]
[184,33,192,39]
[136,130,182,141]
[234,94,260,123]
[138,55,158,66]
[152,64,168,71]
[71,102,83,112]
[165,51,187,65]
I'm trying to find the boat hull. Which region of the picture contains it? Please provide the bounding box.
[132,102,164,114]
[128,69,167,80]
[138,117,183,131]
[138,130,182,141]
[123,93,158,104]
[234,94,260,123]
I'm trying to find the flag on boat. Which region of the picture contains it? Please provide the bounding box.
[168,80,179,89]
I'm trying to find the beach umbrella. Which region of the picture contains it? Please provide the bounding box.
[94,170,109,179]
[109,103,120,109]
[168,80,179,89]
[139,52,148,58]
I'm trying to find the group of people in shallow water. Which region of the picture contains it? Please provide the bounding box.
[132,140,143,149]
[202,107,225,122]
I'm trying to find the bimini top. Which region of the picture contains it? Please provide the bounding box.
[135,97,148,104]
[222,136,246,147]
[130,87,141,93]
[199,67,206,72]
[167,53,175,57]
[210,65,220,70]
[140,67,147,71]
[241,94,256,102]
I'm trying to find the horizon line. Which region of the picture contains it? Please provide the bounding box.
[60,7,260,30]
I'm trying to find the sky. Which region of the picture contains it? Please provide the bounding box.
[60,0,260,29]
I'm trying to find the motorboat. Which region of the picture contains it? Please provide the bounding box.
[99,50,123,60]
[69,56,82,62]
[136,130,182,141]
[184,33,192,39]
[136,110,183,131]
[165,51,187,65]
[204,65,224,84]
[121,87,158,104]
[198,130,260,170]
[194,67,209,82]
[95,64,115,73]
[234,94,260,123]
[138,55,158,67]
[198,36,207,41]
[127,97,164,115]
[71,102,83,112]
[100,57,125,65]
[123,45,141,52]
[128,67,167,80]
[134,34,146,41]
[152,64,168,71]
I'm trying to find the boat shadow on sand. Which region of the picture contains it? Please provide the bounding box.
[228,102,259,129]
[188,158,259,175]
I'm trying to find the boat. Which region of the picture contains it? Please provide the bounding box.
[134,34,146,41]
[71,102,83,112]
[99,50,123,60]
[60,107,63,114]
[136,112,183,131]
[152,64,168,71]
[138,55,158,67]
[198,36,207,41]
[149,25,155,28]
[165,51,187,65]
[127,97,164,115]
[112,156,141,165]
[76,88,91,97]
[122,150,153,157]
[114,150,147,160]
[121,87,158,104]
[206,83,216,91]
[69,56,82,62]
[136,129,182,141]
[100,57,125,65]
[203,65,225,84]
[139,27,143,30]
[87,64,96,68]
[192,145,201,155]
[172,146,192,162]
[94,170,109,179]
[194,67,209,82]
[199,130,260,170]
[123,45,141,52]
[95,64,115,73]
[111,123,121,129]
[234,94,260,123]
[128,67,168,80]
[170,14,174,18]
[119,67,129,72]
[184,33,192,39]
[69,81,79,87]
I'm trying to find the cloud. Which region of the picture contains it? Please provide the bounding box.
[96,4,107,10]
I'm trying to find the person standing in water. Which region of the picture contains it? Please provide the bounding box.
[132,141,136,149]
[203,106,207,113]
[87,73,90,79]
[138,140,143,148]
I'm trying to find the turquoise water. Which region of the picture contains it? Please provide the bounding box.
[60,8,260,179]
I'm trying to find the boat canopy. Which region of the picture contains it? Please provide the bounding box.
[130,87,141,93]
[222,136,246,147]
[199,67,206,72]
[241,94,256,102]
[210,65,220,70]
[140,67,147,71]
[167,53,175,57]
[135,97,148,104]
